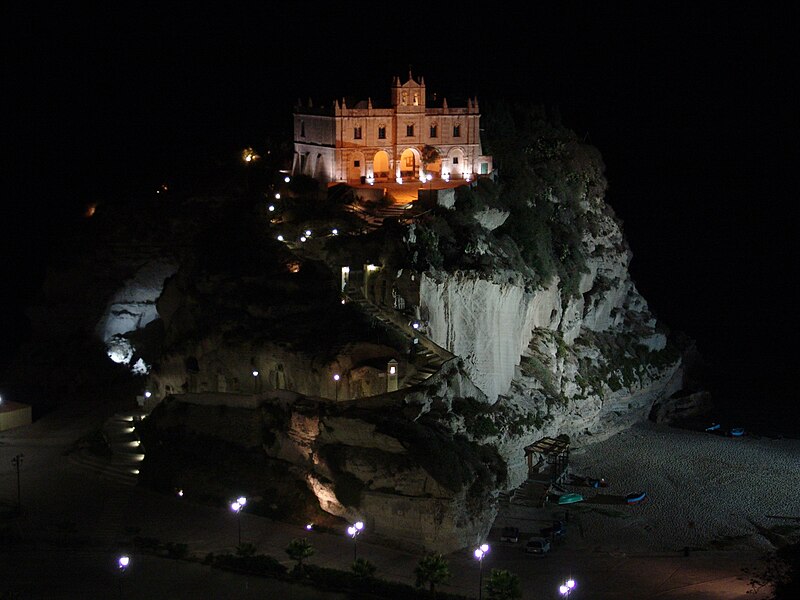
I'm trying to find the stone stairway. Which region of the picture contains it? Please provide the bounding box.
[405,346,446,386]
[344,292,444,389]
[509,478,552,508]
[68,409,147,487]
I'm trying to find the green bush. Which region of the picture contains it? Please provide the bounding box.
[351,557,377,579]
[208,551,288,578]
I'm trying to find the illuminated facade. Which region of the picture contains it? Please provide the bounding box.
[291,72,492,184]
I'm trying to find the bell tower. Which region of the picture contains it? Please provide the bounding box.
[391,71,426,112]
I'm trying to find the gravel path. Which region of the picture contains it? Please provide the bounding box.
[564,421,800,554]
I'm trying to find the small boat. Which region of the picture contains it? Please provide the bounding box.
[587,477,608,488]
[728,427,745,437]
[705,423,721,432]
[557,493,584,505]
[626,491,647,504]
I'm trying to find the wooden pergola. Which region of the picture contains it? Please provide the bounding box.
[524,436,570,484]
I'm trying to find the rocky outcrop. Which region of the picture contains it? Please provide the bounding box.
[143,360,502,553]
[5,112,699,556]
[96,258,178,367]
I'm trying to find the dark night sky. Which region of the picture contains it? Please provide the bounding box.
[4,4,798,423]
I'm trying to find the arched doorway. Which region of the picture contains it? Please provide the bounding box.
[348,151,365,182]
[448,148,465,179]
[373,150,390,181]
[313,153,327,181]
[399,148,420,180]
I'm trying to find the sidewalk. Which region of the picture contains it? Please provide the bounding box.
[0,403,769,599]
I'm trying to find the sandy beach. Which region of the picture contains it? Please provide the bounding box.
[561,421,800,554]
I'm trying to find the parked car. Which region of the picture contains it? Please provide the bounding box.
[540,520,566,539]
[524,536,551,555]
[500,526,520,543]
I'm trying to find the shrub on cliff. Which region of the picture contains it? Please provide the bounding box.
[368,414,506,503]
[481,100,606,295]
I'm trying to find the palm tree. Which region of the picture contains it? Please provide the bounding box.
[351,557,377,579]
[414,552,451,598]
[486,568,522,600]
[285,538,314,572]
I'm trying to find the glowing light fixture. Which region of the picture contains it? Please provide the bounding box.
[242,147,259,163]
[346,520,365,560]
[559,578,576,597]
[474,544,490,600]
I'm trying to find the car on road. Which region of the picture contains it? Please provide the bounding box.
[500,526,520,543]
[524,536,551,555]
[540,519,566,539]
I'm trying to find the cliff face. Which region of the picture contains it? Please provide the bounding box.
[5,110,697,555]
[133,130,691,551]
[416,194,683,442]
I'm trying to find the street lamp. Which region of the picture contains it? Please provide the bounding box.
[118,555,130,597]
[559,578,577,597]
[252,370,259,393]
[333,373,340,400]
[474,543,489,600]
[11,454,23,512]
[230,496,247,546]
[347,520,364,561]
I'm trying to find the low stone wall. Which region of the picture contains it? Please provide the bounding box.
[0,401,32,432]
[170,390,311,410]
[176,391,262,409]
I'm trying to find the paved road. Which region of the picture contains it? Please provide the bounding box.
[0,400,771,599]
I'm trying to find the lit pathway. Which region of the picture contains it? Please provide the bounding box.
[0,401,769,599]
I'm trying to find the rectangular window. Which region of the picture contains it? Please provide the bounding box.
[354,126,362,139]
[354,160,360,167]
[406,124,414,137]
[452,156,459,164]
[430,125,437,138]
[453,125,461,137]
[301,121,305,137]
[378,126,386,139]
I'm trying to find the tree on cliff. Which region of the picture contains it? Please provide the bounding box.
[286,538,314,573]
[414,552,451,598]
[746,541,800,599]
[480,99,605,296]
[486,568,522,599]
